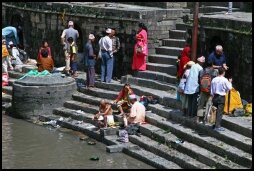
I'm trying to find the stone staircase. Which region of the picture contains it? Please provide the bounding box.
[2,64,252,169]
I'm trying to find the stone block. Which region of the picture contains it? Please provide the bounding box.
[100,127,119,137]
[106,145,124,153]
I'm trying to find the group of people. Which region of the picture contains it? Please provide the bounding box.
[93,83,146,128]
[59,20,149,88]
[177,44,232,131]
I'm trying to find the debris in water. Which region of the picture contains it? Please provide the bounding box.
[90,156,99,161]
[87,140,96,145]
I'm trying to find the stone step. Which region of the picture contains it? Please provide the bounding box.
[2,86,13,96]
[78,86,118,100]
[8,71,24,79]
[64,100,98,114]
[121,75,176,94]
[169,30,187,39]
[147,103,252,154]
[94,81,181,109]
[156,46,183,56]
[175,23,189,31]
[2,93,12,103]
[147,62,176,75]
[129,134,211,169]
[70,91,250,167]
[221,116,252,138]
[199,6,240,14]
[8,78,17,86]
[148,54,178,65]
[144,112,252,167]
[146,113,252,167]
[134,70,177,85]
[38,114,181,169]
[123,145,182,169]
[162,38,187,48]
[138,124,248,169]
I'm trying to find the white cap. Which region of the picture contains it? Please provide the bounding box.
[89,34,95,40]
[68,21,74,26]
[9,41,14,45]
[106,28,112,34]
[197,56,205,63]
[129,94,136,100]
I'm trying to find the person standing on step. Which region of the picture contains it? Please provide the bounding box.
[210,67,232,131]
[99,28,113,83]
[8,41,23,67]
[61,21,79,75]
[178,61,195,116]
[176,45,191,102]
[184,56,205,117]
[111,28,121,81]
[66,37,78,77]
[132,23,148,71]
[225,2,233,15]
[2,38,13,73]
[196,62,218,124]
[208,45,229,71]
[84,34,96,88]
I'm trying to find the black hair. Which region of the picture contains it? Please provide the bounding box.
[138,22,148,32]
[41,49,49,58]
[218,67,225,75]
[206,62,213,67]
[42,39,48,46]
[67,37,73,43]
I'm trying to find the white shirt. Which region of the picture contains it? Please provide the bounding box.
[99,36,113,57]
[210,76,232,96]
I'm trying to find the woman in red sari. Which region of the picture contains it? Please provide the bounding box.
[37,39,52,60]
[132,23,148,71]
[177,45,191,78]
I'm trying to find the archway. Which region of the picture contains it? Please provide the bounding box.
[74,23,83,53]
[10,14,24,48]
[208,36,223,54]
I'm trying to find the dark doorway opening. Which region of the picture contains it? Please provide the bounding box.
[10,14,24,49]
[74,23,83,53]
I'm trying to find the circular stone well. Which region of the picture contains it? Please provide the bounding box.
[12,75,77,119]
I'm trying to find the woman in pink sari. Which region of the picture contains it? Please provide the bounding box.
[132,23,148,71]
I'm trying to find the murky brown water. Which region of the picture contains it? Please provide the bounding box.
[2,114,154,169]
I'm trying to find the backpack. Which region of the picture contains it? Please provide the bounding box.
[200,72,211,93]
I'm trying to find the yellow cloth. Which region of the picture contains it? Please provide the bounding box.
[245,103,252,114]
[224,88,243,114]
[2,44,9,57]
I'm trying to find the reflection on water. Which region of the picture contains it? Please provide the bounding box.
[2,114,154,169]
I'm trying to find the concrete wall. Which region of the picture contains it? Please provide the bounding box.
[2,2,184,74]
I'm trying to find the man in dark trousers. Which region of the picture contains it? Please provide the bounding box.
[210,67,232,131]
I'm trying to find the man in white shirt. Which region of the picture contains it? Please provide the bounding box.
[99,28,113,83]
[210,67,232,131]
[123,94,146,127]
[9,41,23,66]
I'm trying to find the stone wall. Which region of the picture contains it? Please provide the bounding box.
[2,2,184,74]
[122,2,187,8]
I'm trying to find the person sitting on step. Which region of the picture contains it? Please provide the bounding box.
[111,83,134,115]
[93,99,113,128]
[122,94,146,127]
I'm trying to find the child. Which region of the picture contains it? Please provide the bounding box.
[66,37,78,77]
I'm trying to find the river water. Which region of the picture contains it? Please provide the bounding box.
[2,114,154,169]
